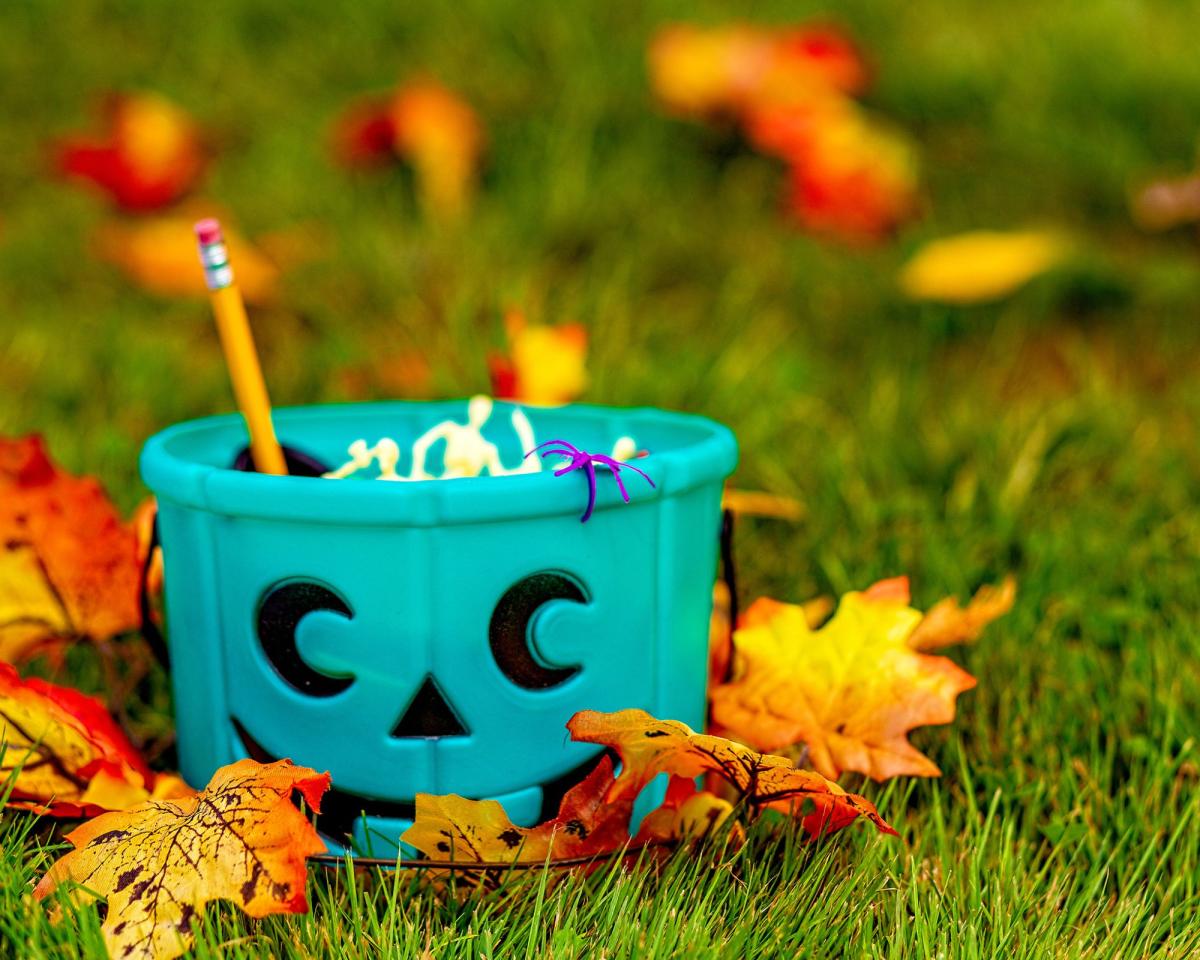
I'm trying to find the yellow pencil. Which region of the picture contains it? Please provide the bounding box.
[194,218,288,475]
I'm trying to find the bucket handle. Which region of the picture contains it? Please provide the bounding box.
[139,512,171,670]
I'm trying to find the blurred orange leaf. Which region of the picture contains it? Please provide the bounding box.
[35,759,328,960]
[648,23,865,118]
[899,230,1071,304]
[489,310,588,405]
[0,663,190,817]
[748,99,918,243]
[710,580,1012,781]
[392,82,484,220]
[0,436,142,663]
[95,213,279,304]
[650,23,916,243]
[52,93,206,212]
[910,577,1016,651]
[333,80,484,220]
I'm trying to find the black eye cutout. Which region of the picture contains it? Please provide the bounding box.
[489,573,587,690]
[256,580,355,697]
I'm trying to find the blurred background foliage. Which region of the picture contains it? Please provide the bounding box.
[1,0,1199,615]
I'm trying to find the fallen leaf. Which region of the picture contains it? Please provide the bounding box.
[336,350,433,401]
[391,81,484,220]
[0,663,187,816]
[909,577,1016,651]
[748,99,919,243]
[489,309,588,405]
[94,213,279,304]
[634,777,740,847]
[53,93,206,211]
[709,580,734,686]
[404,709,892,878]
[648,23,865,119]
[711,581,1010,780]
[331,95,399,168]
[648,22,915,243]
[0,436,142,662]
[403,755,634,880]
[899,230,1071,304]
[1131,173,1200,231]
[568,709,894,838]
[721,487,805,520]
[35,759,328,960]
[333,80,484,220]
[709,588,832,690]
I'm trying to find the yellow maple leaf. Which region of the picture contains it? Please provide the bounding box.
[35,759,329,960]
[899,229,1070,304]
[710,582,1011,781]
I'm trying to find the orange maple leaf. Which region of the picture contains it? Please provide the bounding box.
[710,580,1013,781]
[35,759,329,960]
[0,663,190,816]
[0,436,143,663]
[404,709,892,878]
[569,709,895,838]
[52,92,206,212]
[488,309,588,406]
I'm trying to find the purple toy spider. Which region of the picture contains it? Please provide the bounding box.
[525,439,655,522]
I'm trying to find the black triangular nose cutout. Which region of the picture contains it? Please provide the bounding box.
[390,675,469,739]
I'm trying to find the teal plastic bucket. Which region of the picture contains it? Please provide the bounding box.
[140,400,737,855]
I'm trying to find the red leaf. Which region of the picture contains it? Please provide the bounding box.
[52,93,206,211]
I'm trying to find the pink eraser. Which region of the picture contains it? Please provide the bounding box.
[194,218,223,246]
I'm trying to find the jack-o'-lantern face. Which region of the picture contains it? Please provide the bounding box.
[217,512,663,850]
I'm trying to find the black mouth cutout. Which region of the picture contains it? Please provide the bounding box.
[231,717,605,843]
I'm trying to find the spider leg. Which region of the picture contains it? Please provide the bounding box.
[606,463,632,503]
[614,459,655,489]
[550,452,586,477]
[526,439,579,460]
[581,459,598,522]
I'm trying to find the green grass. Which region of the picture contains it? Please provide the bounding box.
[3,0,1200,956]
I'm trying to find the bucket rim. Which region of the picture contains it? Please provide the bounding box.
[140,399,738,527]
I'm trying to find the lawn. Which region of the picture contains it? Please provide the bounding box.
[2,0,1200,956]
